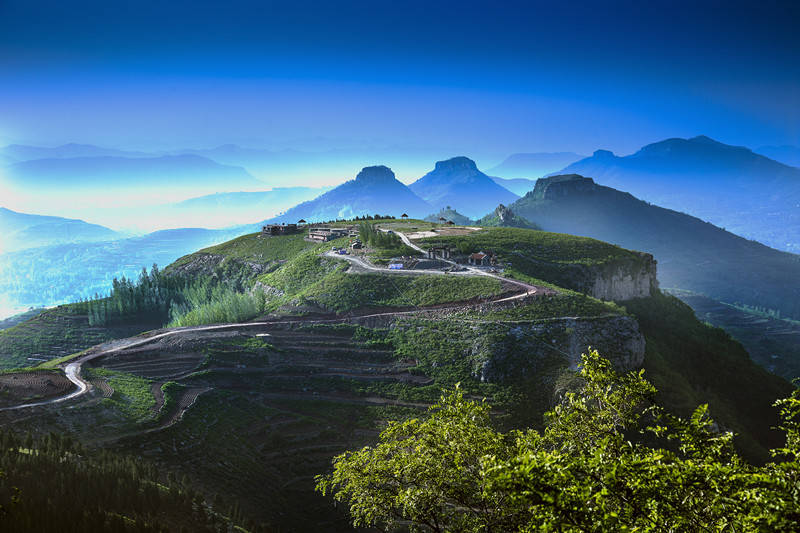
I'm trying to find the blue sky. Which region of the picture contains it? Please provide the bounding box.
[0,0,798,159]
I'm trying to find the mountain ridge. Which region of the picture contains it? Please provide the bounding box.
[509,174,800,326]
[551,136,800,253]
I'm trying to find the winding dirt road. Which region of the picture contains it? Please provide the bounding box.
[2,233,551,411]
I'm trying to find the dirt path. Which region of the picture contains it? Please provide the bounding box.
[2,234,552,412]
[395,230,545,300]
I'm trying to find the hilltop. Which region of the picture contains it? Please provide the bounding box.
[509,174,800,324]
[553,135,800,253]
[409,157,518,218]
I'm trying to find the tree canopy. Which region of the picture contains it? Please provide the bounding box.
[317,350,800,532]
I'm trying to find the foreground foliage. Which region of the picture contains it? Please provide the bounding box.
[317,350,800,532]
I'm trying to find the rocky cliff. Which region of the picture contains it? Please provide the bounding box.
[590,255,658,300]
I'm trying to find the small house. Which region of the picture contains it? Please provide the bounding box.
[468,251,496,266]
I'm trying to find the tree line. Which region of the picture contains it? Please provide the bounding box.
[76,263,265,327]
[357,222,403,249]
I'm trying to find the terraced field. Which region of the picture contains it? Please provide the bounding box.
[0,370,75,407]
[0,318,444,530]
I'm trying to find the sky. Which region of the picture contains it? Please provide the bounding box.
[1,0,798,163]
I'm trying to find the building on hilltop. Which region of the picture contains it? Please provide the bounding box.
[262,223,299,236]
[306,225,356,242]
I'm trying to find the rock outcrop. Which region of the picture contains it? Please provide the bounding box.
[473,315,646,382]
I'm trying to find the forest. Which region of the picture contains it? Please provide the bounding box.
[0,430,254,532]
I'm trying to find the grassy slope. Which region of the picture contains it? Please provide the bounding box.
[418,227,640,266]
[257,243,504,313]
[167,231,318,271]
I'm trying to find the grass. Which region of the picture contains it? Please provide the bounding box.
[301,271,504,312]
[168,232,318,269]
[159,381,184,420]
[258,245,504,313]
[475,292,625,321]
[85,367,155,421]
[417,227,644,266]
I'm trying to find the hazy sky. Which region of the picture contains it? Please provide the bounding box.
[0,0,798,158]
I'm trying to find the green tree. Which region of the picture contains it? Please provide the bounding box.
[317,350,800,532]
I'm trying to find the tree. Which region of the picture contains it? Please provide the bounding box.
[317,350,800,532]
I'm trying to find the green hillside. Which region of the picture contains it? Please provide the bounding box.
[0,219,794,530]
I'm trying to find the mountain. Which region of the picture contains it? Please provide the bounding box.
[552,136,800,253]
[424,207,474,226]
[267,165,432,223]
[4,154,260,189]
[756,145,800,167]
[477,204,539,229]
[510,174,800,322]
[487,152,585,179]
[1,155,264,208]
[0,226,247,313]
[409,156,518,218]
[0,207,121,253]
[489,176,538,195]
[168,186,330,227]
[175,187,329,210]
[0,143,151,161]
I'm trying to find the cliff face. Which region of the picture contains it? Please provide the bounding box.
[530,174,597,200]
[517,253,658,302]
[590,255,658,300]
[474,314,646,382]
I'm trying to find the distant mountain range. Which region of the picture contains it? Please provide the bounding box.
[267,165,432,223]
[487,152,585,179]
[0,207,120,253]
[509,174,800,321]
[0,143,151,161]
[0,225,248,315]
[756,145,800,168]
[552,135,800,253]
[3,154,260,191]
[408,156,519,218]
